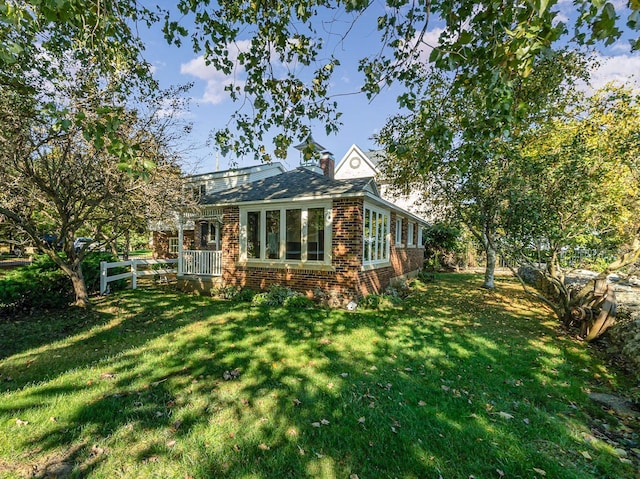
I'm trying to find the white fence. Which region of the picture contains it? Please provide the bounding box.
[100,258,178,295]
[181,250,222,276]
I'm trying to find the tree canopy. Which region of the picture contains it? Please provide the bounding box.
[3,1,639,159]
[0,62,189,306]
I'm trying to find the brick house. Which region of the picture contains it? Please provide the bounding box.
[153,149,427,303]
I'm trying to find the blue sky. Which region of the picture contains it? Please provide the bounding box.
[139,2,640,174]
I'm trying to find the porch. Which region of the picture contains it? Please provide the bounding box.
[179,249,223,276]
[177,206,224,278]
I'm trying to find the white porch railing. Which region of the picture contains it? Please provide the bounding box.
[181,250,222,276]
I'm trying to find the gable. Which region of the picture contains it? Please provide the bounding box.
[334,145,378,180]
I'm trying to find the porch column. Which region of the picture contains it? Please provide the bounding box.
[177,213,184,276]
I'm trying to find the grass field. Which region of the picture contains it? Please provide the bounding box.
[0,274,637,478]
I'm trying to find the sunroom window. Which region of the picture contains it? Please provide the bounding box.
[266,210,281,259]
[286,209,302,260]
[363,204,389,265]
[241,204,331,264]
[247,211,261,259]
[395,217,403,245]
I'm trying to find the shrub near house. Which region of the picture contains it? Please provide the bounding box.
[0,253,125,316]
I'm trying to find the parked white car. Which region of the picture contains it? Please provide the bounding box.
[73,237,96,253]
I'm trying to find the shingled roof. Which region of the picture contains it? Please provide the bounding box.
[201,167,375,205]
[362,149,385,166]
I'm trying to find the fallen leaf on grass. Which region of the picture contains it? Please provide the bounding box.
[293,398,302,406]
[223,368,241,380]
[258,443,270,450]
[320,418,330,425]
[441,385,450,392]
[358,416,366,424]
[497,412,514,420]
[340,373,349,377]
[532,467,546,476]
[311,422,321,428]
[418,400,427,406]
[496,469,504,477]
[166,440,176,448]
[91,445,105,456]
[298,445,305,455]
[15,419,28,426]
[171,420,183,431]
[580,451,592,460]
[350,475,360,479]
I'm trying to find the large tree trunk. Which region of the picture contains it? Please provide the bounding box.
[481,228,497,289]
[516,241,640,341]
[69,267,90,307]
[45,248,91,308]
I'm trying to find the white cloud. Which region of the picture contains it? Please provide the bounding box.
[399,27,445,67]
[609,41,632,53]
[586,53,640,91]
[180,40,251,105]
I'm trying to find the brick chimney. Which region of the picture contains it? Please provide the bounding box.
[319,150,335,179]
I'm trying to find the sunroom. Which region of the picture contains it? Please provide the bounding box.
[171,165,427,300]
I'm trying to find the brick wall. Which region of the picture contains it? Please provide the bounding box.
[152,230,194,258]
[352,210,423,295]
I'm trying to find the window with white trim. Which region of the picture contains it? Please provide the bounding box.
[363,204,390,265]
[240,203,331,264]
[417,226,423,247]
[169,237,179,254]
[200,221,221,250]
[190,184,206,202]
[395,217,403,245]
[407,222,415,246]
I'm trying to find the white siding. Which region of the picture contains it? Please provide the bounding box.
[334,145,377,180]
[185,163,286,195]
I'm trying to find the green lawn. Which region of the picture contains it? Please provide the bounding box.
[0,274,637,478]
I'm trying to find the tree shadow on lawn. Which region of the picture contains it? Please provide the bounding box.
[0,289,231,394]
[3,277,635,478]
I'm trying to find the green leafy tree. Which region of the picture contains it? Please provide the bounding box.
[0,66,188,307]
[162,0,639,157]
[376,51,589,288]
[3,1,639,159]
[505,84,640,340]
[422,222,463,271]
